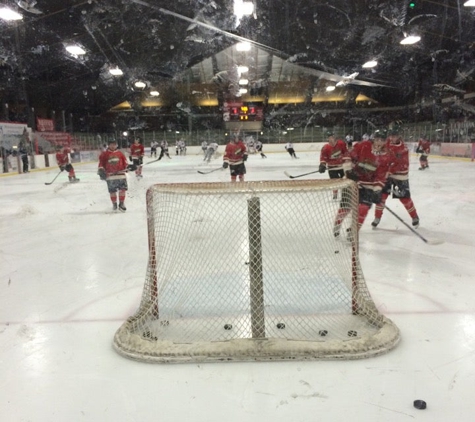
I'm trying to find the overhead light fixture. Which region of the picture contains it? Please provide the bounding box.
[239,88,248,94]
[362,60,378,68]
[237,66,249,74]
[65,45,86,55]
[150,90,159,96]
[0,8,23,21]
[326,86,336,92]
[134,81,146,89]
[239,79,249,85]
[109,67,123,76]
[236,42,251,52]
[463,0,475,6]
[400,35,421,45]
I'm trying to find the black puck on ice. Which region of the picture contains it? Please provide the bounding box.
[276,323,286,329]
[318,330,328,337]
[413,400,427,410]
[224,324,232,330]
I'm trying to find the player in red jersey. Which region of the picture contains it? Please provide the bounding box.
[98,139,129,212]
[319,130,351,199]
[130,138,144,178]
[334,130,393,237]
[372,126,420,229]
[55,145,79,183]
[223,129,248,182]
[416,135,431,170]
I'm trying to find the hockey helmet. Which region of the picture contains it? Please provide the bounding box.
[325,130,335,137]
[372,129,387,140]
[387,126,401,136]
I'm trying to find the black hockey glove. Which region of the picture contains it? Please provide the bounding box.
[318,163,326,173]
[243,154,248,162]
[129,156,133,162]
[59,165,65,172]
[127,163,137,172]
[97,168,107,181]
[222,162,229,169]
[345,170,358,181]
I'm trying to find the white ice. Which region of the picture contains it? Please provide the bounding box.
[1,150,475,421]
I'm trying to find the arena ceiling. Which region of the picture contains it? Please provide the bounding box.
[0,0,474,125]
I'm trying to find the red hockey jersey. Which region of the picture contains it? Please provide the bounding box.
[98,149,128,179]
[130,143,144,159]
[55,149,70,166]
[320,139,350,170]
[224,140,247,165]
[417,139,431,154]
[387,138,409,180]
[350,140,393,190]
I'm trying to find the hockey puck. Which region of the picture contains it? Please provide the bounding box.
[224,324,232,330]
[318,330,328,337]
[347,330,357,337]
[413,400,427,410]
[334,250,339,254]
[276,323,286,329]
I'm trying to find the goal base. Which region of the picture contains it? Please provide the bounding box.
[114,316,400,363]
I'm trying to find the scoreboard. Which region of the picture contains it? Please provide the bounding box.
[223,101,263,122]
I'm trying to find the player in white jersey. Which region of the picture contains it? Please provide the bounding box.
[255,140,267,158]
[204,142,219,162]
[285,142,298,158]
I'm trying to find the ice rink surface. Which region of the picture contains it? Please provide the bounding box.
[1,150,475,422]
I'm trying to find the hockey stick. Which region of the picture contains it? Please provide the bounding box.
[384,205,443,245]
[284,170,320,179]
[44,170,63,185]
[197,167,223,175]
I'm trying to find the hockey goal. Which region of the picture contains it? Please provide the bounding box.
[113,180,400,363]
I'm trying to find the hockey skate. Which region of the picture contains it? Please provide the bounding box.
[371,218,380,229]
[118,202,127,212]
[113,203,118,211]
[412,217,420,228]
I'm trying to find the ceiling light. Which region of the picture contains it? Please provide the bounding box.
[0,8,23,21]
[150,91,159,96]
[326,86,336,92]
[236,42,251,52]
[239,88,248,94]
[66,45,86,55]
[239,79,249,85]
[237,66,249,74]
[463,0,475,6]
[362,60,378,68]
[400,35,421,45]
[134,81,146,89]
[234,1,254,17]
[109,67,123,76]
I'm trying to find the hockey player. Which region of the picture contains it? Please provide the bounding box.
[255,140,267,158]
[201,140,208,156]
[158,140,171,160]
[319,131,350,199]
[204,142,219,162]
[98,139,129,212]
[334,130,393,237]
[150,140,158,158]
[372,126,420,229]
[55,145,79,183]
[223,130,248,182]
[416,135,430,170]
[130,138,144,178]
[285,141,298,158]
[175,139,186,156]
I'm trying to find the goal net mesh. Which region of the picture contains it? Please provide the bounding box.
[114,180,400,362]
